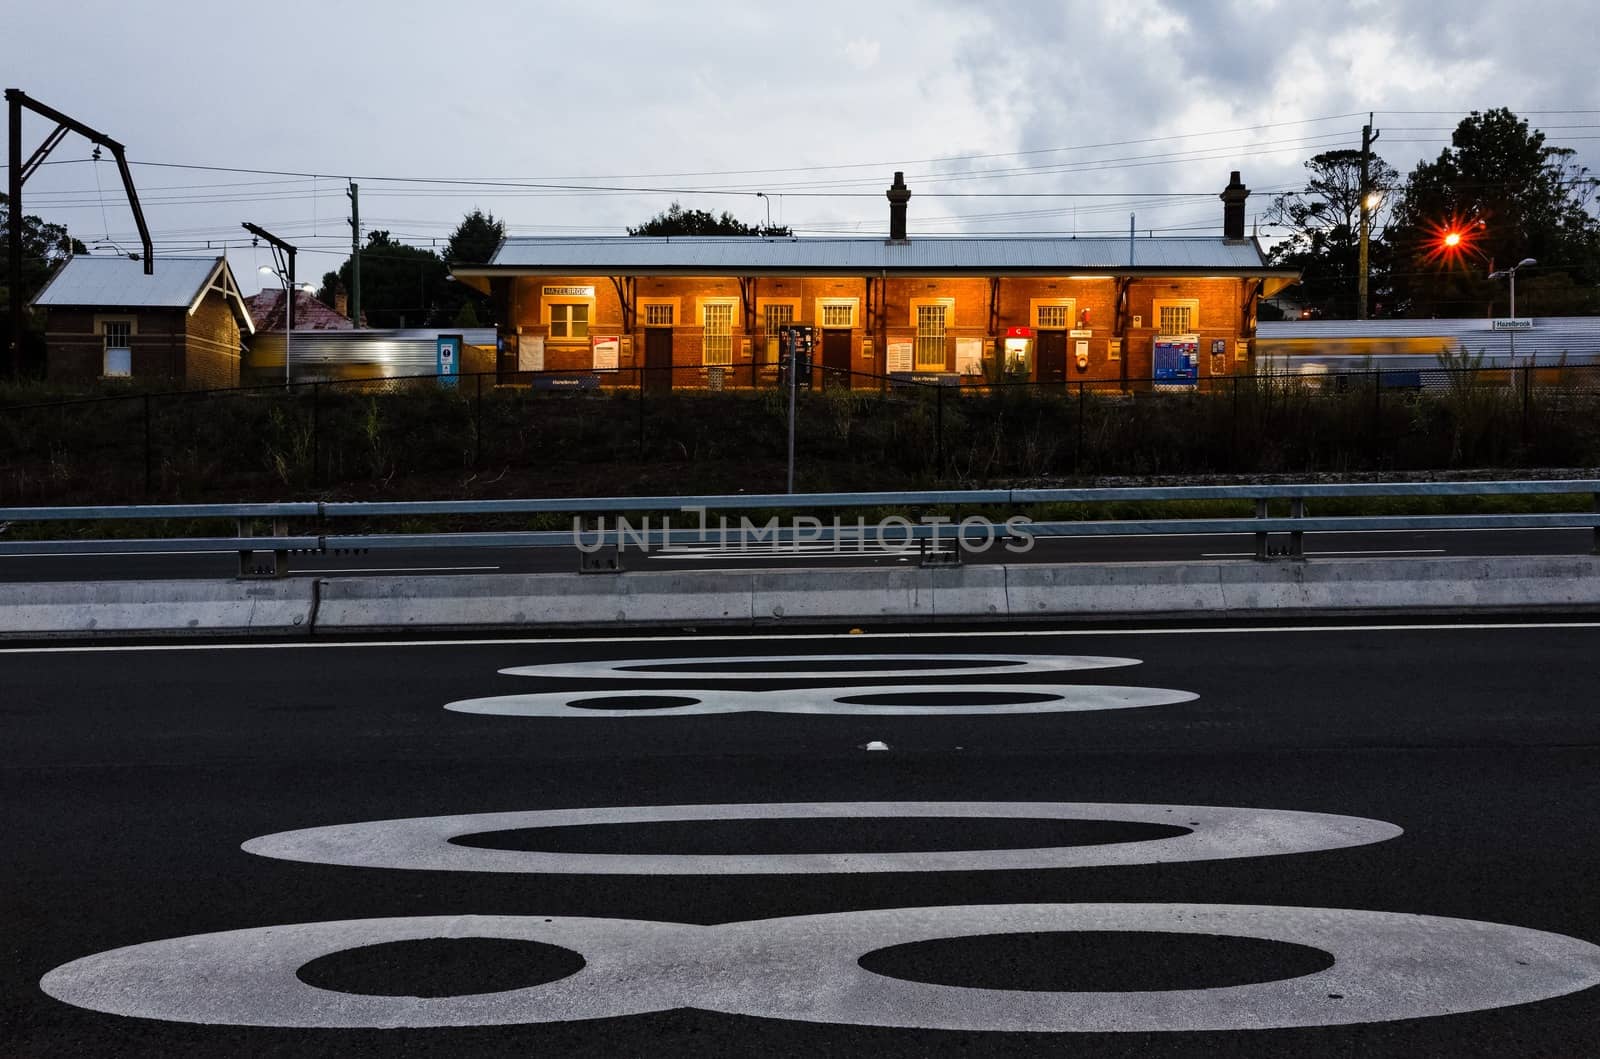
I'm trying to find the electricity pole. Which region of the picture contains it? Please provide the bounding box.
[347,181,361,326]
[1357,113,1380,320]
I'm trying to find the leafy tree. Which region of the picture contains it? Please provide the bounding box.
[1384,109,1600,317]
[431,209,504,326]
[317,230,448,329]
[1266,149,1398,318]
[628,201,789,237]
[2,193,88,374]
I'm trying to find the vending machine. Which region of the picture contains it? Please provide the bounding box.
[779,324,816,390]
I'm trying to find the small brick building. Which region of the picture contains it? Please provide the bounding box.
[30,255,254,388]
[454,172,1299,391]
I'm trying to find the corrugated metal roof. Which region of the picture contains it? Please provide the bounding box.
[477,236,1280,273]
[31,255,229,309]
[1258,317,1600,361]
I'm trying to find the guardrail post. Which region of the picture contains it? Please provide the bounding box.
[1289,497,1305,558]
[1593,491,1599,555]
[1254,498,1270,561]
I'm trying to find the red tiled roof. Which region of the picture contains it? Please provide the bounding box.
[244,288,355,331]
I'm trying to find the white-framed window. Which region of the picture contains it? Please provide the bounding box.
[644,303,674,327]
[1034,302,1073,330]
[702,301,735,366]
[817,298,858,329]
[548,302,590,340]
[102,319,132,377]
[1153,298,1199,336]
[760,302,796,364]
[914,303,948,368]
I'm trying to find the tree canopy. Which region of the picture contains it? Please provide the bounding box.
[1383,109,1600,317]
[317,229,449,329]
[1266,149,1399,318]
[2,193,88,374]
[627,201,789,237]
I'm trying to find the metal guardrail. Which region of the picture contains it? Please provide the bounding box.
[2,481,1597,574]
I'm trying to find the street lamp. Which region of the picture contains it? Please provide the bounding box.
[1488,258,1537,360]
[259,265,313,386]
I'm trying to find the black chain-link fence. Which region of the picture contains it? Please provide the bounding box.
[3,363,1599,504]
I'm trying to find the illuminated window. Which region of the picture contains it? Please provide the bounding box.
[549,303,589,339]
[102,320,132,377]
[915,304,947,368]
[820,301,856,328]
[1035,304,1071,329]
[645,303,674,326]
[1153,299,1199,336]
[703,302,734,365]
[761,303,794,364]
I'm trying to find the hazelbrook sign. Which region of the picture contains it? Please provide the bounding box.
[1491,318,1533,331]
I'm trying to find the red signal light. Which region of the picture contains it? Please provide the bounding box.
[1422,214,1482,266]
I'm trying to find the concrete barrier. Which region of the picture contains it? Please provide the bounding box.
[0,579,315,639]
[3,556,1597,639]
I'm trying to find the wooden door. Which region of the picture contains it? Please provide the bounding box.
[821,329,852,389]
[644,328,673,393]
[1036,330,1067,387]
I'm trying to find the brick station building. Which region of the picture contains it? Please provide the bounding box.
[453,172,1299,391]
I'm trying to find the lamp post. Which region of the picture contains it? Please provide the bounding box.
[260,267,312,386]
[1488,258,1537,360]
[243,223,300,386]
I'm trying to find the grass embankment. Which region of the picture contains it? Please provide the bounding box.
[2,376,1597,537]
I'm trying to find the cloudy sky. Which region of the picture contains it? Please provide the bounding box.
[7,0,1597,293]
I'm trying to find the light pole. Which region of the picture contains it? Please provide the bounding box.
[243,223,300,386]
[259,267,312,386]
[1488,258,1537,360]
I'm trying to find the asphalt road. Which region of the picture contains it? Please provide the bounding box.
[0,526,1592,581]
[5,621,1600,1056]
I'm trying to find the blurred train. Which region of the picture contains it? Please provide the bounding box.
[1254,317,1600,385]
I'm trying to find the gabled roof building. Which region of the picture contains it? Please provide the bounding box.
[453,172,1299,391]
[30,255,254,388]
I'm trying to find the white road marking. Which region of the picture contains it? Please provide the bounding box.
[239,802,1399,875]
[444,682,1195,718]
[4,621,1598,655]
[41,904,1600,1030]
[499,653,1139,681]
[293,565,501,575]
[1201,548,1448,558]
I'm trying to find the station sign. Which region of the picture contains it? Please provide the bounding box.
[1491,318,1533,331]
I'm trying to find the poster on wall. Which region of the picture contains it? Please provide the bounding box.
[861,337,874,361]
[520,335,545,373]
[887,341,914,373]
[592,335,620,372]
[956,337,985,376]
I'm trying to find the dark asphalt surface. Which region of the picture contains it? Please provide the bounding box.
[0,527,1591,581]
[5,621,1600,1056]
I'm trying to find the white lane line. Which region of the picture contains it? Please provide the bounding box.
[1201,548,1447,558]
[294,565,501,575]
[0,549,237,559]
[498,653,1139,681]
[4,621,1598,655]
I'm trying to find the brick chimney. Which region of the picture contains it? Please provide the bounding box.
[887,171,911,243]
[1221,171,1249,241]
[333,282,349,319]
